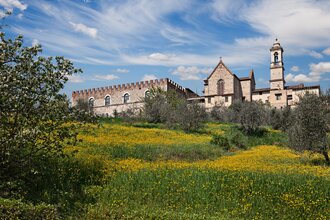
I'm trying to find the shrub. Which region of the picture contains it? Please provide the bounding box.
[0,198,58,220]
[211,134,230,150]
[211,128,248,151]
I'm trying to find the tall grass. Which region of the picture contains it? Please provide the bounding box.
[86,169,330,219]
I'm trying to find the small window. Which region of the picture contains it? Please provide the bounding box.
[274,52,279,63]
[123,93,129,103]
[275,93,282,100]
[105,95,110,106]
[145,90,151,98]
[259,92,263,95]
[208,97,211,103]
[88,97,94,107]
[225,96,228,102]
[242,96,246,101]
[287,95,292,100]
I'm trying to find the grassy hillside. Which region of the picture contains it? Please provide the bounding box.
[68,122,329,219]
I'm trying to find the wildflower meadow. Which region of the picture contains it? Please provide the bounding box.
[67,121,330,219]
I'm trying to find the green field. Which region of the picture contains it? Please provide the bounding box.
[61,121,330,219]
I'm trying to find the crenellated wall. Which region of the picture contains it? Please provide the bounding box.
[72,78,197,116]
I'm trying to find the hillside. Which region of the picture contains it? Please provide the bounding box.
[67,121,330,219]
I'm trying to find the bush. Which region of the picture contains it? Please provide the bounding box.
[0,198,58,220]
[211,128,248,151]
[211,134,230,150]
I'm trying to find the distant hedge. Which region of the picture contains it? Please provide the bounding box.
[0,198,58,220]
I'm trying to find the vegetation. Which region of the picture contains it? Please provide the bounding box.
[0,31,101,217]
[143,88,207,132]
[1,16,329,219]
[68,122,329,219]
[288,93,329,163]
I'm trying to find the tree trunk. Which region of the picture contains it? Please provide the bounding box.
[322,150,330,164]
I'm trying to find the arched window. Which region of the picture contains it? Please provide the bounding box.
[88,97,94,107]
[123,93,129,104]
[217,79,224,95]
[274,52,279,63]
[145,90,151,98]
[105,95,110,106]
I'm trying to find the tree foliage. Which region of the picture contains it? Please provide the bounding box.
[143,88,207,132]
[0,32,96,198]
[288,93,329,163]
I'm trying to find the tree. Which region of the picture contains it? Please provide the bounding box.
[239,101,265,135]
[171,100,207,132]
[270,106,292,131]
[288,93,329,164]
[0,32,94,197]
[143,88,207,132]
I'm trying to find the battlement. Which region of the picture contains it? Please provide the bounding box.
[72,78,167,96]
[71,77,197,102]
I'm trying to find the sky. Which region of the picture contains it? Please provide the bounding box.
[2,0,330,96]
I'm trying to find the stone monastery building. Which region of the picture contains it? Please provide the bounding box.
[72,39,320,115]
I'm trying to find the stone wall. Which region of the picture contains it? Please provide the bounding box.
[240,80,252,101]
[72,78,192,116]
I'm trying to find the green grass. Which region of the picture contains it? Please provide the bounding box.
[86,168,330,219]
[83,144,225,162]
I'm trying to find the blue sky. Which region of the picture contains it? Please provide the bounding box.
[2,0,330,96]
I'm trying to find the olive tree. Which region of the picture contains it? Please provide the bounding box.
[288,93,329,163]
[0,32,93,197]
[143,88,207,132]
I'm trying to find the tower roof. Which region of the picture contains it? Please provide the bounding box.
[270,38,283,52]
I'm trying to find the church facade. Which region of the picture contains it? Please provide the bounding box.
[72,40,320,115]
[200,39,320,109]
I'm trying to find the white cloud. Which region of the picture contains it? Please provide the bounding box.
[0,0,27,11]
[310,62,330,75]
[141,74,157,81]
[290,66,299,72]
[67,74,85,83]
[69,22,98,38]
[210,0,330,59]
[323,48,330,55]
[32,39,39,47]
[93,74,118,81]
[306,50,323,59]
[114,68,129,73]
[148,53,171,61]
[172,66,212,80]
[285,73,320,83]
[285,62,330,83]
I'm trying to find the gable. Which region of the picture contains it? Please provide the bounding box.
[206,60,239,81]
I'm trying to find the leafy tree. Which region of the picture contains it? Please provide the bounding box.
[143,87,180,123]
[75,98,93,114]
[171,100,207,132]
[210,101,226,122]
[270,106,292,131]
[288,93,329,163]
[0,32,95,197]
[143,88,206,132]
[239,101,265,135]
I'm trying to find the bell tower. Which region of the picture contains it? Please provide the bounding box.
[270,39,285,90]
